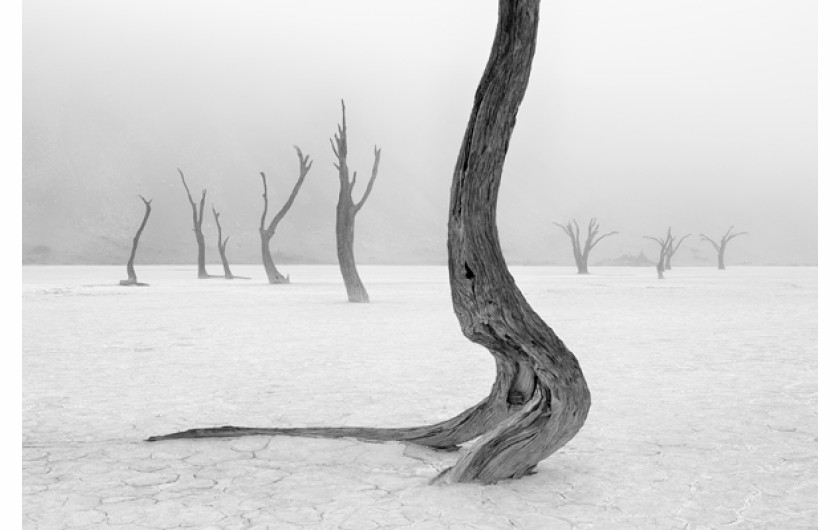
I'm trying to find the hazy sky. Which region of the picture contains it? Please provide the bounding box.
[23,0,816,265]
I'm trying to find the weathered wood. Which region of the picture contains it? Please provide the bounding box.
[148,0,590,485]
[332,101,381,303]
[699,226,747,270]
[258,147,312,284]
[554,218,617,274]
[120,195,152,286]
[178,169,210,279]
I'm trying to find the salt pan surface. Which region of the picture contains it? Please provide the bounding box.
[23,265,817,528]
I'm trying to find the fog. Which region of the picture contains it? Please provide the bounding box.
[23,0,816,266]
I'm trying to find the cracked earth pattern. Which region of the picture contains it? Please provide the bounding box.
[23,265,817,529]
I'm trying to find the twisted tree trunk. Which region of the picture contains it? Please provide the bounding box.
[148,0,590,484]
[331,101,381,303]
[119,195,152,286]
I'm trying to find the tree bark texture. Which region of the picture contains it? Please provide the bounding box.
[178,169,210,279]
[120,195,152,286]
[259,147,313,284]
[700,226,746,270]
[148,0,590,485]
[554,218,617,274]
[331,101,381,303]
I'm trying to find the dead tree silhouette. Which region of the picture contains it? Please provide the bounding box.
[553,218,618,274]
[258,147,313,284]
[148,0,591,485]
[119,195,152,286]
[178,169,212,279]
[644,227,675,279]
[700,226,747,270]
[212,206,249,280]
[332,101,381,303]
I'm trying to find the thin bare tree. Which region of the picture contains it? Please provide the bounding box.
[644,227,675,279]
[258,147,313,284]
[700,226,747,270]
[178,169,210,279]
[119,195,152,286]
[331,100,381,303]
[148,0,590,485]
[664,233,691,270]
[212,206,248,280]
[553,218,617,274]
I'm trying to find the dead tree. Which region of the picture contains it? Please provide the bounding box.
[553,218,617,274]
[664,233,691,270]
[212,206,249,280]
[119,195,152,286]
[258,147,313,284]
[331,101,381,303]
[148,0,591,485]
[700,226,747,270]
[644,228,675,279]
[178,169,210,279]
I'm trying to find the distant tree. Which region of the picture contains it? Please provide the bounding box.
[331,100,381,303]
[258,147,313,284]
[664,232,691,270]
[644,227,675,279]
[119,195,152,286]
[700,226,747,270]
[148,0,590,485]
[178,169,210,279]
[212,206,248,280]
[553,218,617,274]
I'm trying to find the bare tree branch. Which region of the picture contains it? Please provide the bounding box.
[354,146,382,213]
[266,146,313,234]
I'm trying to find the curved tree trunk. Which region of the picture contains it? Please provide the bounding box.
[260,230,289,284]
[148,0,590,485]
[718,246,726,270]
[120,196,152,286]
[258,150,312,285]
[440,0,590,482]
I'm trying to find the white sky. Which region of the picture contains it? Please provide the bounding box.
[22,0,817,264]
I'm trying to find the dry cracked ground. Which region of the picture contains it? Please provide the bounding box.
[23,266,817,529]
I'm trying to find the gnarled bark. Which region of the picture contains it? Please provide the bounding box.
[148,0,591,485]
[553,218,617,274]
[119,195,152,286]
[700,226,747,270]
[178,169,210,279]
[331,101,381,303]
[259,147,312,284]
